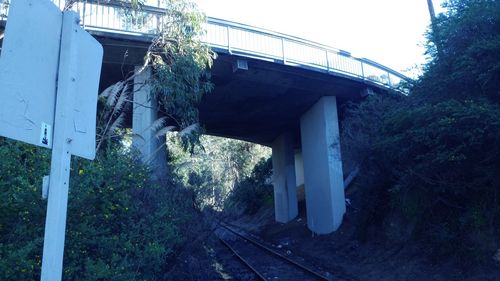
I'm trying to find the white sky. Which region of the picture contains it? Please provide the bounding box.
[194,0,447,77]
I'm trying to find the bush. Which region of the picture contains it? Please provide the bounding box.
[347,99,500,260]
[225,157,273,215]
[166,134,271,211]
[378,100,499,257]
[0,139,49,280]
[416,0,500,103]
[0,140,203,280]
[341,0,500,262]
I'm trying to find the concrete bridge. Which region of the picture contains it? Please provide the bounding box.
[0,0,408,234]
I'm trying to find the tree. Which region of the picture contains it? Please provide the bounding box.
[415,0,500,103]
[97,0,214,153]
[166,134,271,210]
[341,0,500,262]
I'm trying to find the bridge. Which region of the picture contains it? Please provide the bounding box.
[0,0,409,234]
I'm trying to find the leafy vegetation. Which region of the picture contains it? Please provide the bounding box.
[0,140,212,280]
[0,139,48,280]
[97,0,214,152]
[416,0,499,103]
[1,0,221,279]
[225,157,273,215]
[149,0,214,147]
[342,0,500,262]
[166,134,271,211]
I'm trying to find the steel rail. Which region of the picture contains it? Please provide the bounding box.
[218,236,267,281]
[220,222,331,281]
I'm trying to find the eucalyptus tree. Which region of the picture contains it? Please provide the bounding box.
[97,0,214,152]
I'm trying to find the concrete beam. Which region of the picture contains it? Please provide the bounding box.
[272,133,298,223]
[300,96,345,234]
[132,66,166,173]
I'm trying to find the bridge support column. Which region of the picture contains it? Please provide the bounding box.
[294,151,306,202]
[294,151,304,188]
[271,133,298,223]
[132,66,166,174]
[300,96,345,234]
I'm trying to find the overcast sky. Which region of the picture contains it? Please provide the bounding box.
[193,0,447,77]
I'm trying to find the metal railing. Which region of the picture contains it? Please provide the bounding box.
[0,0,8,20]
[1,0,410,89]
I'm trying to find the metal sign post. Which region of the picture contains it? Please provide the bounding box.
[0,1,103,280]
[40,11,80,281]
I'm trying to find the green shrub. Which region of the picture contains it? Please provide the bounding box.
[379,100,499,258]
[349,99,500,260]
[0,140,199,280]
[342,0,500,262]
[225,157,273,214]
[416,0,500,103]
[166,134,271,210]
[0,139,49,280]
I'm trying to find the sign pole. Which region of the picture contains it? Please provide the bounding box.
[40,11,79,281]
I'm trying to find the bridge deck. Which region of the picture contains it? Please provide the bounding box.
[0,0,409,91]
[0,0,409,146]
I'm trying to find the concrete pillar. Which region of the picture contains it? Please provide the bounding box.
[294,151,304,187]
[300,96,345,234]
[132,66,166,172]
[272,133,298,223]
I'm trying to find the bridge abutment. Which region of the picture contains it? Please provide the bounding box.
[300,96,345,234]
[132,66,166,175]
[271,133,299,223]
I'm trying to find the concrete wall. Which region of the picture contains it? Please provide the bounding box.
[272,133,298,223]
[300,96,345,234]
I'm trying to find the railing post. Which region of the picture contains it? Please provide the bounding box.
[281,38,286,64]
[82,0,87,28]
[226,26,231,54]
[156,3,162,34]
[325,50,329,72]
[360,61,365,80]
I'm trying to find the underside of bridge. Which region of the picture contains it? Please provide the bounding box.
[88,34,382,150]
[200,53,374,148]
[0,25,392,234]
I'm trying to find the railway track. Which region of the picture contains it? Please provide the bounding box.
[217,223,333,281]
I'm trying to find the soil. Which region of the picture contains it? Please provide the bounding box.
[228,201,500,281]
[167,198,499,280]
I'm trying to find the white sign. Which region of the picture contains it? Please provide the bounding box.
[70,15,102,160]
[0,0,101,160]
[0,0,61,149]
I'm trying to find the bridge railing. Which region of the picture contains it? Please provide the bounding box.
[0,1,7,20]
[0,0,409,90]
